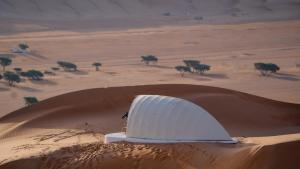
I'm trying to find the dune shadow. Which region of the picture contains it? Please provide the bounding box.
[29,79,57,85]
[271,73,299,81]
[202,73,228,79]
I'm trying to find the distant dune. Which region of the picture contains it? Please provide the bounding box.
[0,0,300,32]
[0,84,299,169]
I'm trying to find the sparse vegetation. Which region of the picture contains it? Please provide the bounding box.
[175,66,191,77]
[255,63,280,76]
[194,64,211,74]
[3,71,21,86]
[177,60,211,76]
[141,55,158,65]
[0,57,12,72]
[24,70,44,80]
[57,61,77,71]
[24,97,38,106]
[92,62,102,71]
[19,43,29,50]
[183,60,200,73]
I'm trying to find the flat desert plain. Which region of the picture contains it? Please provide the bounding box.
[0,1,300,168]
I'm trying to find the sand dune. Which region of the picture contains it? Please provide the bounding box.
[1,0,300,33]
[0,84,299,169]
[1,0,299,20]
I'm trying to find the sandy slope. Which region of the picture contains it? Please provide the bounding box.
[0,84,299,169]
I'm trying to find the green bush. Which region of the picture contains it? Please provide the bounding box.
[183,60,200,72]
[3,71,21,86]
[24,70,44,80]
[24,97,38,106]
[141,55,158,65]
[175,66,191,77]
[57,61,77,71]
[255,63,280,76]
[194,64,211,74]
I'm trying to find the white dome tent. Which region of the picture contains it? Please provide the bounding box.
[105,95,236,144]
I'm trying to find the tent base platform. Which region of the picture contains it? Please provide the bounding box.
[104,132,238,144]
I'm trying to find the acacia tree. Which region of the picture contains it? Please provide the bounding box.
[255,63,280,76]
[183,60,200,73]
[92,62,102,71]
[24,70,44,80]
[194,64,211,75]
[0,57,12,72]
[3,71,21,86]
[141,55,158,65]
[175,66,191,77]
[57,61,77,71]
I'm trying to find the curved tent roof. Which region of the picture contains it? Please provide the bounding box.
[105,95,236,143]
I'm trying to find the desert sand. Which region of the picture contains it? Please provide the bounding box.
[0,0,300,169]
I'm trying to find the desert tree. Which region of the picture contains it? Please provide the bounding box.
[92,62,102,71]
[3,71,21,86]
[183,60,200,72]
[141,55,158,65]
[57,61,77,71]
[194,64,211,74]
[255,63,280,76]
[175,66,191,77]
[19,43,29,50]
[24,97,38,106]
[24,70,44,80]
[0,57,12,72]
